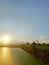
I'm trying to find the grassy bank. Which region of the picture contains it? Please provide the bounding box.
[22,45,49,65]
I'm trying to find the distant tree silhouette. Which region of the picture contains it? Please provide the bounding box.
[43,43,46,46]
[27,42,29,45]
[38,43,41,46]
[36,40,39,43]
[32,41,36,50]
[32,41,36,45]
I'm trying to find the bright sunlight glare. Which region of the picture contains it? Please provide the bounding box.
[1,35,11,43]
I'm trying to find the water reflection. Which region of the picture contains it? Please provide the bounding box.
[0,48,45,65]
[2,47,7,57]
[1,47,8,60]
[0,47,14,65]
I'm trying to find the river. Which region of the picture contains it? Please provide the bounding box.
[0,47,45,65]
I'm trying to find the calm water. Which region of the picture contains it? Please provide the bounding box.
[0,47,45,65]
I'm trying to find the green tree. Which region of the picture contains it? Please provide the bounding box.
[27,42,29,45]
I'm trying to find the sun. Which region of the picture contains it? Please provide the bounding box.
[1,35,11,43]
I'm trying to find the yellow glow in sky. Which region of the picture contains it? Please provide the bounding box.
[1,35,11,43]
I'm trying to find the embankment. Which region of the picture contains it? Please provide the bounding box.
[22,45,49,65]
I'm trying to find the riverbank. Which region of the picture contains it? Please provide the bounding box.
[22,45,49,65]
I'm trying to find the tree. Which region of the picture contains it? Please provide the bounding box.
[38,43,41,46]
[32,41,36,45]
[27,42,29,45]
[32,41,36,52]
[36,40,39,43]
[43,43,46,46]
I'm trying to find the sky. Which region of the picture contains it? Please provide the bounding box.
[0,0,49,43]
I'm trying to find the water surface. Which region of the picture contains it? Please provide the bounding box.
[0,47,45,65]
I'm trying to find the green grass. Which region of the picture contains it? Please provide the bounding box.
[36,46,49,51]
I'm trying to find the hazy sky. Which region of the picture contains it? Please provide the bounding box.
[0,0,49,42]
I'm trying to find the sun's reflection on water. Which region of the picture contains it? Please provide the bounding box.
[1,47,8,60]
[0,47,14,65]
[2,47,6,54]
